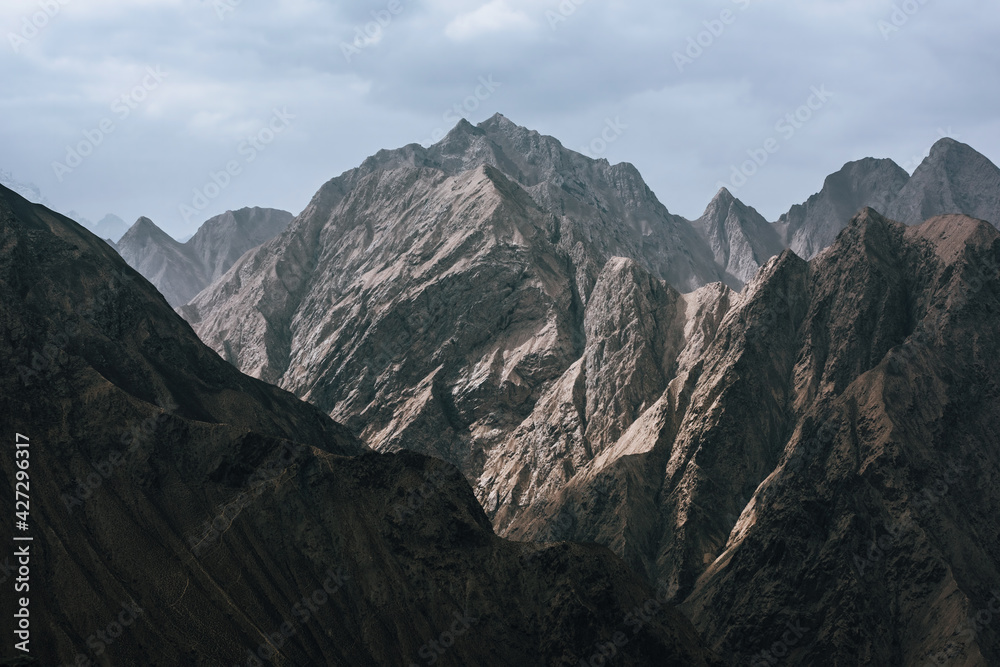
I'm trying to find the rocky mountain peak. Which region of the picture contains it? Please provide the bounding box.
[907,212,1000,267]
[926,136,965,160]
[776,157,910,259]
[435,117,485,153]
[710,186,736,206]
[917,137,995,181]
[695,186,782,286]
[885,138,1000,227]
[481,111,517,129]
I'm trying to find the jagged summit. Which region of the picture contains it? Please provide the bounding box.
[918,137,989,178]
[297,114,723,294]
[482,111,516,127]
[695,186,782,286]
[711,186,736,204]
[128,215,164,234]
[440,116,481,141]
[926,136,968,158]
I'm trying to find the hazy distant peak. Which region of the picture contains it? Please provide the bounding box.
[114,208,292,306]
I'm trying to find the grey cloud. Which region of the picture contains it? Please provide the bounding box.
[1,0,997,235]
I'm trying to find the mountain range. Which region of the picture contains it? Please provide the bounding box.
[4,114,1000,665]
[174,115,1000,662]
[64,212,131,243]
[0,184,717,666]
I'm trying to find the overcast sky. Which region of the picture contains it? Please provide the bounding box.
[2,0,999,238]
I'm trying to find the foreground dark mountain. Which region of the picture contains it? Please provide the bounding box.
[115,207,292,306]
[0,185,717,665]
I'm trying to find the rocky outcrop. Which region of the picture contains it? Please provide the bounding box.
[115,207,292,306]
[0,184,720,666]
[505,209,1000,664]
